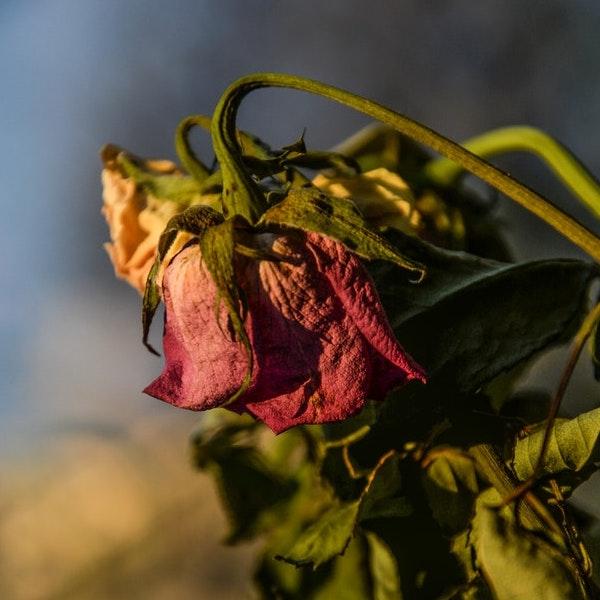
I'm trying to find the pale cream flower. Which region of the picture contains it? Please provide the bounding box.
[313,167,465,245]
[312,167,422,233]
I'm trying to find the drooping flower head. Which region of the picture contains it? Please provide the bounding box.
[144,227,425,433]
[135,180,427,432]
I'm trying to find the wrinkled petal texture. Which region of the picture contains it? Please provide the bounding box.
[143,247,250,409]
[145,231,426,433]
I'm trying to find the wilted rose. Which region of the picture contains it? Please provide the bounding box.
[144,229,426,433]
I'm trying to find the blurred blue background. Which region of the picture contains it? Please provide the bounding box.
[1,1,600,598]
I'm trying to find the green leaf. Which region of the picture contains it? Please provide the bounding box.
[313,538,371,600]
[511,406,600,484]
[366,532,403,600]
[142,205,223,354]
[278,452,410,568]
[253,553,331,600]
[276,500,361,568]
[374,232,595,394]
[352,236,594,467]
[471,494,582,599]
[254,538,371,600]
[362,501,464,598]
[422,448,481,531]
[259,187,425,281]
[449,531,494,600]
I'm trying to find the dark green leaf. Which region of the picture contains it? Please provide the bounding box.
[278,453,410,568]
[276,500,360,568]
[362,505,464,598]
[254,538,370,600]
[360,454,412,521]
[254,554,331,600]
[319,446,365,502]
[313,538,371,600]
[210,448,298,544]
[352,237,594,467]
[369,231,595,394]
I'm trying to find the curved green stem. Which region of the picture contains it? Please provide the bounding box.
[424,126,600,223]
[211,74,600,262]
[175,115,212,182]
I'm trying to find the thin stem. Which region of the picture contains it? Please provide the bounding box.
[469,444,561,535]
[174,115,212,181]
[211,74,600,261]
[424,126,600,222]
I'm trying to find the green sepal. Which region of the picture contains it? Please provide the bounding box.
[142,204,223,354]
[283,150,361,177]
[113,149,206,205]
[199,217,254,404]
[259,187,425,281]
[242,148,360,182]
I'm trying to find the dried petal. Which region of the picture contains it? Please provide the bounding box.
[313,167,421,233]
[101,161,184,293]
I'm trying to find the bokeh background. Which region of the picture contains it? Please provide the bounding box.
[2,1,600,598]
